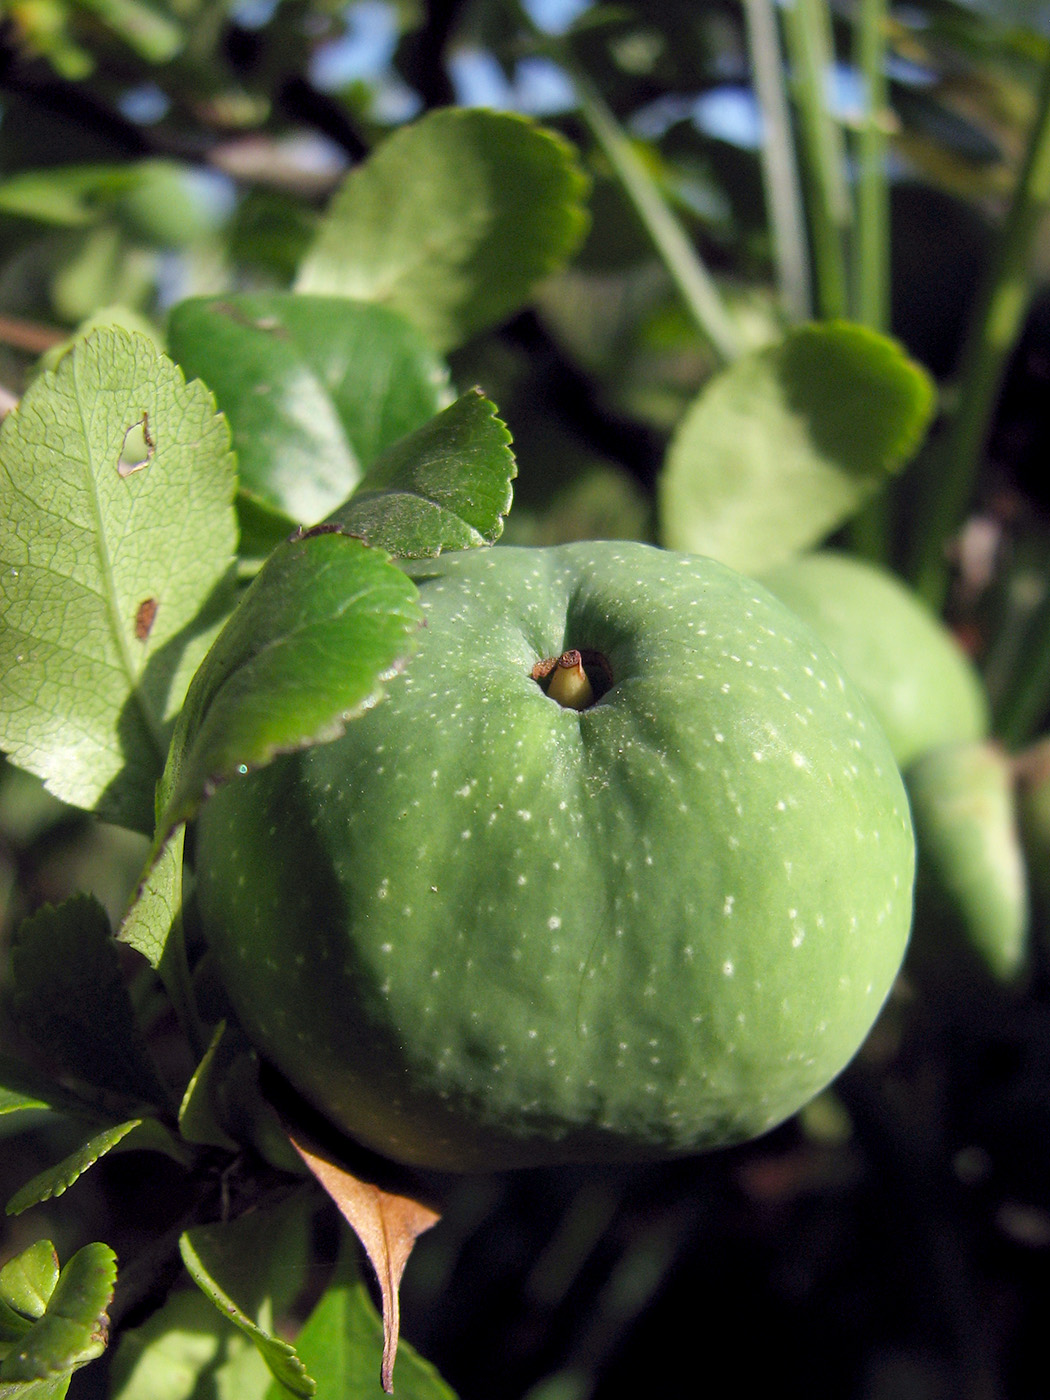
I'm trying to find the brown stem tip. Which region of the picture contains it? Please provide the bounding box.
[532,649,612,710]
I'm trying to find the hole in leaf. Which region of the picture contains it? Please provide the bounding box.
[118,414,155,477]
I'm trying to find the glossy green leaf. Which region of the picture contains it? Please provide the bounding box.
[296,108,589,352]
[658,322,936,573]
[9,895,167,1106]
[0,327,237,833]
[326,390,515,557]
[155,528,422,841]
[167,293,453,525]
[109,1287,273,1400]
[179,1196,316,1399]
[268,1244,456,1400]
[6,1119,188,1216]
[0,1244,59,1323]
[0,1243,115,1387]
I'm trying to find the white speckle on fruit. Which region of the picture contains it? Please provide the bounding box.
[548,915,562,930]
[723,894,735,917]
[723,960,735,977]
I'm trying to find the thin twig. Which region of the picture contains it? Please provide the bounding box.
[0,314,67,355]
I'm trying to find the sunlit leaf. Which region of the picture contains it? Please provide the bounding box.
[179,1193,316,1398]
[658,322,936,573]
[0,1242,116,1389]
[168,294,453,525]
[296,108,589,352]
[7,1119,188,1217]
[326,390,515,557]
[0,327,237,833]
[267,1242,456,1400]
[154,529,421,842]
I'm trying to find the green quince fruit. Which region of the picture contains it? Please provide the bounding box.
[194,542,915,1171]
[907,740,1028,983]
[761,551,989,770]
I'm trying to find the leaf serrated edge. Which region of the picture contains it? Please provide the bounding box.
[178,1232,315,1399]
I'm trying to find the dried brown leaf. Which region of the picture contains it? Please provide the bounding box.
[284,1123,440,1392]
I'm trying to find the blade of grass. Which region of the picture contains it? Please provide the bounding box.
[514,1,741,364]
[852,0,890,331]
[910,50,1050,612]
[572,70,743,364]
[781,0,852,320]
[845,0,894,562]
[742,0,812,321]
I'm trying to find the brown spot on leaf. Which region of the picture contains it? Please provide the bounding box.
[135,597,158,640]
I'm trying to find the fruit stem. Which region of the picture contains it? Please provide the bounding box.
[547,651,594,710]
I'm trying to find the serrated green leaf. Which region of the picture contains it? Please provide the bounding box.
[267,1244,456,1400]
[296,108,589,352]
[154,529,422,840]
[9,894,167,1106]
[0,1244,59,1323]
[179,1196,316,1399]
[658,322,936,573]
[167,294,453,525]
[6,1118,189,1217]
[0,1243,115,1386]
[109,1286,273,1400]
[326,389,515,557]
[6,1122,140,1217]
[0,327,238,833]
